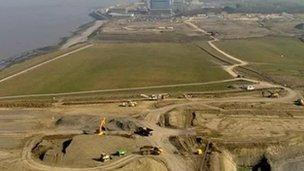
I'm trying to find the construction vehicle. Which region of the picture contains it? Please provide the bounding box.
[237,74,245,78]
[183,94,192,99]
[140,146,162,155]
[246,85,255,91]
[157,93,169,100]
[134,127,153,136]
[195,148,204,155]
[115,149,126,156]
[96,118,106,135]
[120,100,137,107]
[140,94,158,100]
[140,94,150,98]
[262,91,280,98]
[296,98,304,106]
[99,153,111,162]
[140,93,169,101]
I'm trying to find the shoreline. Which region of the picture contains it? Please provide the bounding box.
[0,16,106,71]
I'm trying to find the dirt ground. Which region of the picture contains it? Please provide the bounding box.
[0,95,303,171]
[157,100,304,170]
[93,18,210,43]
[33,134,150,168]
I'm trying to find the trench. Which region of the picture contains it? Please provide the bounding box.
[62,139,73,154]
[252,156,271,171]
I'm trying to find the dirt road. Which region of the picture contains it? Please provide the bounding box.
[184,19,299,102]
[61,20,105,49]
[0,20,288,99]
[135,104,197,171]
[0,21,105,85]
[0,78,242,99]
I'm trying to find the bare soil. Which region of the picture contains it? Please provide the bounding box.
[32,134,150,168]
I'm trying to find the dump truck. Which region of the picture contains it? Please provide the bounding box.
[140,146,162,155]
[134,127,153,136]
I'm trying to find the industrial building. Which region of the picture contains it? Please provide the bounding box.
[172,0,185,14]
[149,0,172,15]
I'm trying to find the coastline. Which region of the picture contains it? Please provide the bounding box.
[0,15,106,71]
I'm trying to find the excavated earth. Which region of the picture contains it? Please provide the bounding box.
[160,101,304,171]
[32,134,150,168]
[0,98,304,171]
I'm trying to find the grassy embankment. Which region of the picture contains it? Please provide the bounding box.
[0,43,232,96]
[0,44,86,80]
[216,37,304,89]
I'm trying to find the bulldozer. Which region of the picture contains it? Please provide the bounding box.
[96,117,106,136]
[140,146,162,155]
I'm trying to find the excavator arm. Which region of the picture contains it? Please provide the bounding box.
[98,117,106,135]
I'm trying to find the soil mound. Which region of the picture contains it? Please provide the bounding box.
[55,115,139,133]
[55,115,100,132]
[106,118,139,132]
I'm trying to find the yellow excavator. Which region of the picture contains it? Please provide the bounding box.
[96,117,106,135]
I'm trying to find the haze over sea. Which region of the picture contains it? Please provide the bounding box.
[0,0,129,60]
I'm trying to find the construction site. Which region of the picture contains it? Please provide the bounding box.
[0,2,304,171]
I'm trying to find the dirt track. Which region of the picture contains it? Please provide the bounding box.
[0,78,238,99]
[61,21,106,50]
[184,18,300,102]
[0,45,93,84]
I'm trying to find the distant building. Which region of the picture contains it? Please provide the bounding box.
[149,0,172,15]
[172,0,185,14]
[150,0,171,10]
[107,7,127,14]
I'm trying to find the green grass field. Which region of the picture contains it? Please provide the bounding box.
[0,43,231,96]
[216,37,304,88]
[0,44,85,80]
